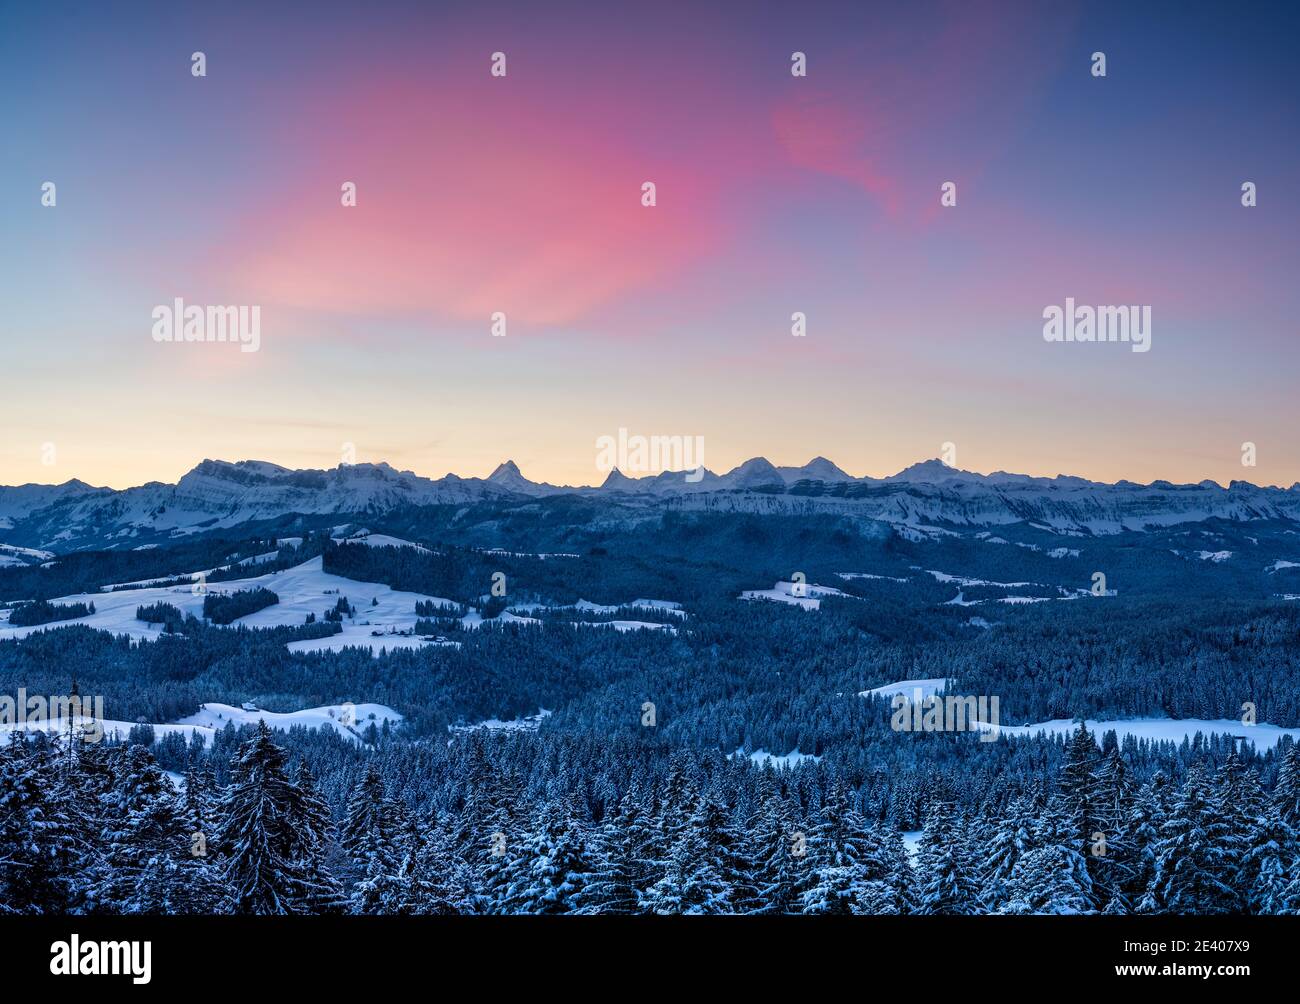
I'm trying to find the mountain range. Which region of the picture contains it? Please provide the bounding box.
[3,456,1299,553]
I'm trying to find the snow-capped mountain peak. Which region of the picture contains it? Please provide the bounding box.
[722,457,785,490]
[887,458,966,483]
[488,460,554,494]
[600,468,640,490]
[777,456,853,484]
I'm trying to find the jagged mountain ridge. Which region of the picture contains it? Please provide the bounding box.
[3,456,1299,552]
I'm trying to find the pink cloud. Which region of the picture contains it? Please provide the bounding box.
[772,91,901,214]
[769,2,1074,225]
[217,73,734,330]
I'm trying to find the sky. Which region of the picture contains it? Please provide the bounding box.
[1,0,1298,490]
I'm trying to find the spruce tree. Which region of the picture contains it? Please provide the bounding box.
[423,816,480,915]
[501,795,597,914]
[291,761,346,913]
[1273,742,1300,827]
[979,795,1035,911]
[92,745,225,914]
[1141,763,1240,915]
[351,797,408,914]
[1125,774,1168,912]
[0,734,82,914]
[579,798,644,915]
[746,793,807,914]
[914,801,980,915]
[646,796,735,915]
[217,721,316,914]
[800,779,875,915]
[1242,808,1298,915]
[1000,798,1095,915]
[341,764,389,863]
[853,824,913,915]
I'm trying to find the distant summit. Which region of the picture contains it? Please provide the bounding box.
[781,456,853,484]
[885,458,964,483]
[487,460,531,490]
[725,457,784,490]
[599,468,640,490]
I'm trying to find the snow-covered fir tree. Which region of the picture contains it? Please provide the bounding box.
[914,800,980,915]
[217,722,320,914]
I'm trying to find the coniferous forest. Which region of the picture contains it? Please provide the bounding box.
[5,717,1300,916]
[3,510,1300,916]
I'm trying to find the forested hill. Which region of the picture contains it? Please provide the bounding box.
[2,505,1300,914]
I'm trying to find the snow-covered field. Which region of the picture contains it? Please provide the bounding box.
[922,569,1036,588]
[740,580,855,611]
[0,716,208,745]
[458,609,540,630]
[0,552,689,654]
[0,543,54,567]
[933,573,1102,607]
[857,680,1298,751]
[984,716,1300,751]
[333,532,432,553]
[0,556,463,654]
[509,597,685,618]
[859,678,953,701]
[177,701,401,738]
[449,709,552,735]
[585,620,677,633]
[573,598,687,618]
[286,628,462,655]
[479,548,579,559]
[837,571,909,583]
[98,569,210,591]
[232,550,281,568]
[732,748,822,768]
[625,599,687,618]
[0,701,401,746]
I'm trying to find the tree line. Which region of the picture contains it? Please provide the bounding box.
[4,722,1299,915]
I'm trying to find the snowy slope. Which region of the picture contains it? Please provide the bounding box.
[0,701,401,746]
[859,678,954,701]
[332,532,431,553]
[176,701,401,738]
[0,556,461,654]
[983,716,1300,751]
[0,552,677,654]
[739,580,856,611]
